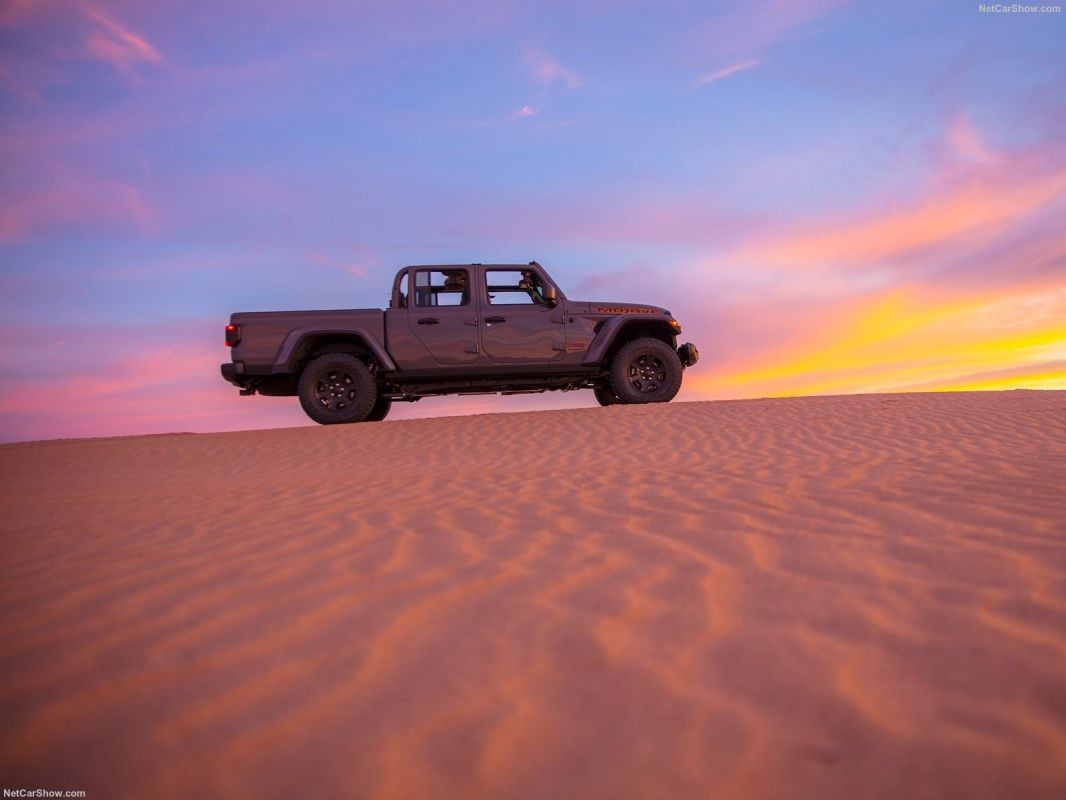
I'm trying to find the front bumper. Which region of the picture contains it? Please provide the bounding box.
[677,342,699,368]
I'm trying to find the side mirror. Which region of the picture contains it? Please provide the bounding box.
[542,285,558,307]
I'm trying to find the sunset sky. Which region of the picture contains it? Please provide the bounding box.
[1,0,1064,441]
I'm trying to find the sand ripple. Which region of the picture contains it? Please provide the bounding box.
[1,391,1065,798]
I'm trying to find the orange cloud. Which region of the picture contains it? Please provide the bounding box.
[680,114,1066,401]
[744,162,1066,269]
[903,360,1066,392]
[695,283,1066,398]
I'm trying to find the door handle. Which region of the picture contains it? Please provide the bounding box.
[417,317,440,325]
[485,316,506,324]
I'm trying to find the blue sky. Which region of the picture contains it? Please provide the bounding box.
[1,0,1064,440]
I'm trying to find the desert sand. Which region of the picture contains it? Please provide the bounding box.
[1,390,1064,799]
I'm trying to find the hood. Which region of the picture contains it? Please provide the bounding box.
[571,301,671,317]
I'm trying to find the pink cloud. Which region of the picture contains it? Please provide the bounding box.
[673,115,1065,290]
[947,114,1000,164]
[0,173,154,241]
[0,319,311,442]
[690,58,759,88]
[0,0,43,28]
[0,107,153,157]
[523,47,581,89]
[0,66,43,104]
[81,6,162,75]
[512,104,538,119]
[306,250,373,278]
[693,0,851,59]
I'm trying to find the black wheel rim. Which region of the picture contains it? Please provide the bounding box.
[315,368,358,411]
[627,354,666,394]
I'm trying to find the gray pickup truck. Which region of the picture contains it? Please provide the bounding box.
[221,261,698,424]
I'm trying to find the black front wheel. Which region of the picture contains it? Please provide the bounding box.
[297,354,378,424]
[608,337,683,404]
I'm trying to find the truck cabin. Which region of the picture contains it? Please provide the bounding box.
[390,264,561,310]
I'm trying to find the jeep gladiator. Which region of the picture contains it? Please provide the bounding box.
[221,261,699,424]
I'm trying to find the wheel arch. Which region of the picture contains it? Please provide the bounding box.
[275,329,397,375]
[583,318,677,368]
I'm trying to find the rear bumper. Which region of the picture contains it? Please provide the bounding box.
[677,342,699,368]
[221,362,252,388]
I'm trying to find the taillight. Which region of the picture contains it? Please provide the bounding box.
[225,324,241,347]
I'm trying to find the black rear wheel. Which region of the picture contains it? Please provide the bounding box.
[298,354,377,424]
[364,395,392,421]
[608,337,683,404]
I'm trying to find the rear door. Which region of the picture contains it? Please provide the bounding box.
[479,267,565,363]
[407,268,480,365]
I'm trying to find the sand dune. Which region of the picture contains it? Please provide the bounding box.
[1,390,1065,799]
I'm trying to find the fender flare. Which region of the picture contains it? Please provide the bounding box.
[582,317,676,367]
[272,327,398,374]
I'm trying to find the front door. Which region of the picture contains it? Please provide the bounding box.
[407,268,480,365]
[480,268,565,363]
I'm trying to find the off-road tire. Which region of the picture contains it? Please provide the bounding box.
[593,384,620,406]
[298,354,377,424]
[364,395,392,422]
[608,337,683,404]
